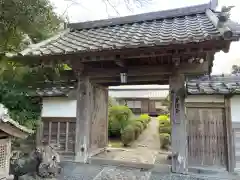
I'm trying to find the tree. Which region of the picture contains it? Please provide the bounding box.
[232,65,240,74]
[0,0,62,128]
[0,0,61,52]
[0,0,151,127]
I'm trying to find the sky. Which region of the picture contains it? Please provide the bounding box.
[49,0,240,78]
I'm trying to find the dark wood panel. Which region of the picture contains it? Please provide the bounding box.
[42,119,76,153]
[141,100,149,113]
[187,107,227,169]
[149,100,156,113]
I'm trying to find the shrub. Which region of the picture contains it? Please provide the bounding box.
[160,133,171,150]
[139,114,151,122]
[157,114,169,121]
[131,120,144,139]
[108,105,132,137]
[158,114,171,134]
[138,119,147,129]
[159,126,171,134]
[121,124,135,146]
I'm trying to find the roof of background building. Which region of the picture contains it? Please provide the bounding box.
[109,88,169,99]
[0,104,33,138]
[10,2,240,57]
[187,74,240,95]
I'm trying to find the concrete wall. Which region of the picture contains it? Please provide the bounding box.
[231,95,240,171]
[230,95,240,122]
[42,97,77,117]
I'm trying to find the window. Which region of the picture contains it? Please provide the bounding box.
[127,100,141,108]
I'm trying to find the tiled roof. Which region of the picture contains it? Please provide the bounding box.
[33,86,76,97]
[15,3,240,57]
[187,75,240,95]
[109,89,169,99]
[0,104,33,136]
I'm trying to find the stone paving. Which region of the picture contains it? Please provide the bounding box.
[60,162,240,180]
[94,118,165,165]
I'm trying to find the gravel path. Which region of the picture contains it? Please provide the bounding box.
[113,118,161,164]
[60,162,240,180]
[131,117,160,150]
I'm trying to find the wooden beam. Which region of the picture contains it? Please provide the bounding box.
[115,55,125,67]
[75,73,90,163]
[169,72,188,174]
[115,60,125,67]
[87,62,209,78]
[91,75,168,83]
[36,120,43,146]
[99,80,169,86]
[65,122,69,152]
[225,96,234,172]
[48,121,52,144]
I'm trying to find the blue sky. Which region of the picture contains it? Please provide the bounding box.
[50,0,240,75]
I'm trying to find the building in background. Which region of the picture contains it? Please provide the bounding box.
[109,86,169,116]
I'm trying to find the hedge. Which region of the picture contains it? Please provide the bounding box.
[121,124,135,146]
[121,114,151,146]
[159,133,171,150]
[108,105,132,137]
[158,114,171,150]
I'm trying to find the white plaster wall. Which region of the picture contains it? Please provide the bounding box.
[186,95,224,103]
[230,95,240,122]
[41,97,77,117]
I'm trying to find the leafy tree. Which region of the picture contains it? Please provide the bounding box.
[0,0,61,52]
[0,0,150,128]
[232,65,240,74]
[0,0,62,128]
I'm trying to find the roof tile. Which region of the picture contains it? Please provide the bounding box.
[16,3,240,57]
[187,75,240,95]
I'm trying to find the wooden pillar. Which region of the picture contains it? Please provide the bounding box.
[169,72,188,174]
[36,119,43,146]
[225,96,234,172]
[75,73,91,163]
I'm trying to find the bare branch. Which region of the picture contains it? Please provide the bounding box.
[62,0,151,17]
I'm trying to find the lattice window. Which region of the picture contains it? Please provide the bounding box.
[0,139,10,176]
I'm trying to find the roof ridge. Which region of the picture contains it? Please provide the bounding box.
[20,29,70,56]
[68,3,212,30]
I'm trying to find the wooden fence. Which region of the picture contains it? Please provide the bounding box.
[186,102,227,169]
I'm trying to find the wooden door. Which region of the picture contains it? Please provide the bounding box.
[141,100,149,113]
[148,100,156,114]
[187,107,227,169]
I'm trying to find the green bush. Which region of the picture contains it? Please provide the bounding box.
[137,119,147,129]
[159,126,171,134]
[157,114,169,121]
[160,133,171,150]
[108,105,133,137]
[131,120,144,139]
[139,114,151,122]
[121,124,135,146]
[158,114,171,134]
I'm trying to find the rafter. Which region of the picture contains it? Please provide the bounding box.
[90,75,168,83]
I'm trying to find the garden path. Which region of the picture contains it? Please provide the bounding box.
[112,118,160,164]
[94,118,169,165]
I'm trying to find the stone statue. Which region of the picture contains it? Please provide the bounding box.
[10,144,62,180]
